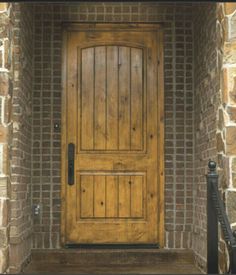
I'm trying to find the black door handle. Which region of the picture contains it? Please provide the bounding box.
[68,143,75,185]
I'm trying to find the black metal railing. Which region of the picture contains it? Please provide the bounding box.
[207,160,236,274]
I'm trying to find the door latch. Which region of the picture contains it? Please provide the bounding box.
[68,143,75,185]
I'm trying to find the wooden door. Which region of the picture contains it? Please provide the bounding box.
[61,24,164,245]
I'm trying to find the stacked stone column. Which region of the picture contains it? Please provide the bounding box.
[0,3,13,274]
[216,3,236,273]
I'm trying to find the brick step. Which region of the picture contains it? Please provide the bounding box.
[23,249,202,274]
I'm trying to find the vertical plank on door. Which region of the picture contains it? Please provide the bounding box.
[131,48,143,150]
[94,175,106,217]
[130,175,143,218]
[118,47,130,150]
[118,175,131,217]
[80,175,94,218]
[94,47,106,150]
[81,48,94,150]
[106,46,119,150]
[106,175,118,217]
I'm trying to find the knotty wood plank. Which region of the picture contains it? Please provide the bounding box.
[94,47,106,150]
[131,176,143,218]
[106,175,118,217]
[118,47,131,150]
[94,175,106,217]
[81,48,94,150]
[80,175,94,218]
[118,175,131,217]
[106,46,119,150]
[131,48,143,150]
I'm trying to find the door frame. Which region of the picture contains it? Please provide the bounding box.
[61,23,164,247]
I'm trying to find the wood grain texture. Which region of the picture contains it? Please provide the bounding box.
[118,47,131,150]
[62,23,164,245]
[81,48,94,150]
[80,45,144,152]
[131,48,143,150]
[79,174,145,219]
[80,175,94,218]
[131,176,143,218]
[94,47,106,150]
[106,175,118,218]
[106,46,119,150]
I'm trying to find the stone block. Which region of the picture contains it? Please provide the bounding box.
[0,126,8,143]
[3,96,12,125]
[224,3,236,15]
[0,143,9,175]
[232,172,236,188]
[224,41,236,64]
[227,106,236,122]
[217,21,223,49]
[232,157,236,172]
[0,246,9,273]
[229,77,236,105]
[0,199,9,227]
[226,126,236,154]
[222,68,229,104]
[222,67,236,104]
[218,108,227,131]
[0,177,9,197]
[217,3,225,22]
[0,73,9,96]
[227,190,236,223]
[219,168,229,188]
[0,3,7,12]
[217,132,225,153]
[0,227,8,248]
[222,17,229,42]
[229,12,236,40]
[3,39,10,70]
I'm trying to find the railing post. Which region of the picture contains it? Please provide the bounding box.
[230,244,236,274]
[207,160,219,274]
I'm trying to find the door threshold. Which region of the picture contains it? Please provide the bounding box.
[65,244,160,249]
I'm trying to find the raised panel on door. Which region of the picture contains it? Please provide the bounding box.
[79,45,145,153]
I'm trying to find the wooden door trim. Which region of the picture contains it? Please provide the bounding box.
[156,29,164,248]
[61,28,68,245]
[61,23,164,247]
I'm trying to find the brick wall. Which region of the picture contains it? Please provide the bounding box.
[32,2,194,249]
[192,3,219,272]
[0,3,12,273]
[9,3,34,273]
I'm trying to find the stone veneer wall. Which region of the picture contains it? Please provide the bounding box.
[192,3,219,272]
[32,2,194,249]
[9,3,34,273]
[216,3,236,274]
[0,3,13,273]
